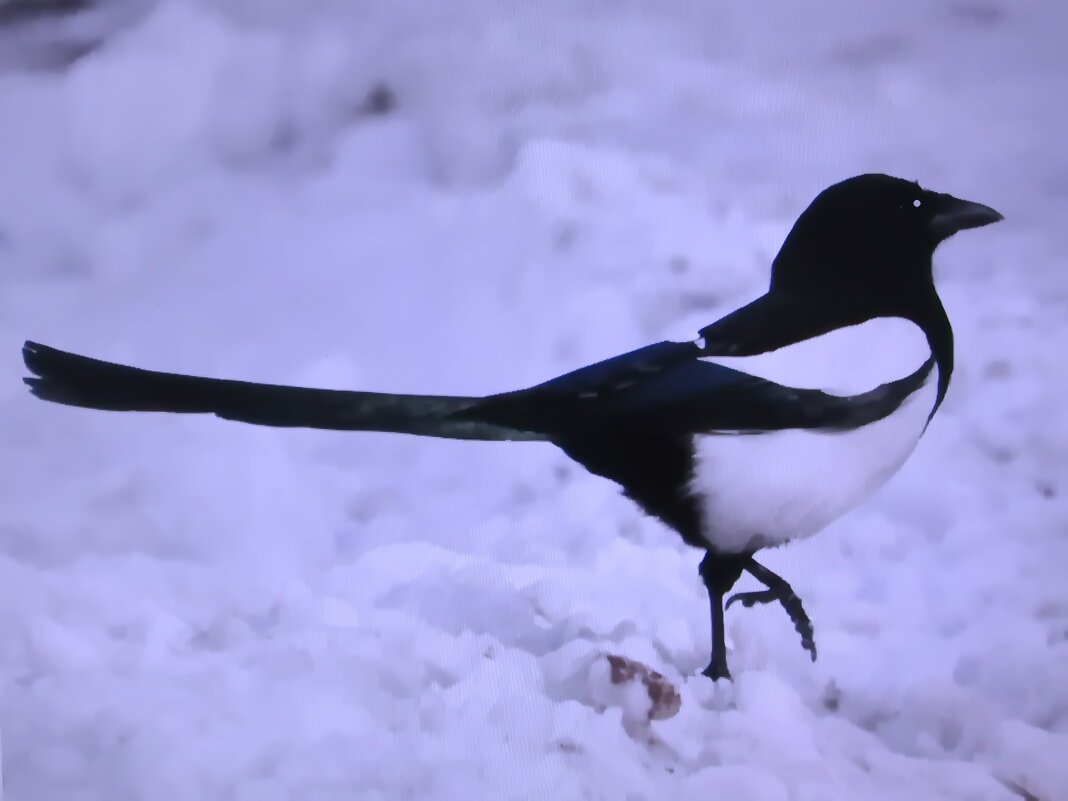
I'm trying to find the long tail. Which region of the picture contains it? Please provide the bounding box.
[21,341,547,442]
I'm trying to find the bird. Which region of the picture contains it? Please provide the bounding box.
[21,173,1003,681]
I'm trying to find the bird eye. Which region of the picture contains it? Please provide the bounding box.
[912,198,922,208]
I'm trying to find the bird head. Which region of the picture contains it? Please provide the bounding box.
[770,173,1003,297]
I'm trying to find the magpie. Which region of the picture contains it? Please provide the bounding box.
[21,174,1002,681]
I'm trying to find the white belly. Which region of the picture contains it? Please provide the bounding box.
[688,316,938,553]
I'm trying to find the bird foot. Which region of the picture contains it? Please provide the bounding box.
[725,589,779,609]
[731,560,817,663]
[701,660,731,682]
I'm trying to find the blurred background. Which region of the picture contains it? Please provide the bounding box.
[0,1,1065,799]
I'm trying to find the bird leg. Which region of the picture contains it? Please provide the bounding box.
[697,552,745,680]
[727,557,817,662]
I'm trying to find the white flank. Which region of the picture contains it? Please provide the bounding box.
[689,316,938,552]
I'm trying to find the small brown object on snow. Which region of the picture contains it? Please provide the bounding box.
[605,653,682,721]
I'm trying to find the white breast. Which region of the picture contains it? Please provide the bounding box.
[689,316,937,553]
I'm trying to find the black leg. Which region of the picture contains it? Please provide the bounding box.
[730,557,817,662]
[698,552,745,680]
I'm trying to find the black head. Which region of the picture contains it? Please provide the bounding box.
[698,173,1003,393]
[770,173,1003,297]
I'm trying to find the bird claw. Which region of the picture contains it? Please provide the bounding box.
[725,589,779,610]
[733,561,818,663]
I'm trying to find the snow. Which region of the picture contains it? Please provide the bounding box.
[1,0,1067,799]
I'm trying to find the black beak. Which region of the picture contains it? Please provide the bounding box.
[929,194,1004,241]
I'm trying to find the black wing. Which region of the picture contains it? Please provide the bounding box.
[463,340,934,436]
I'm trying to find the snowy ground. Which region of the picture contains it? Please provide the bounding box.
[1,1,1067,799]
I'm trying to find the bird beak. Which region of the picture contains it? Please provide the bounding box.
[929,194,1004,241]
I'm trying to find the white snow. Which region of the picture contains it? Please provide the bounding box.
[1,1,1067,799]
